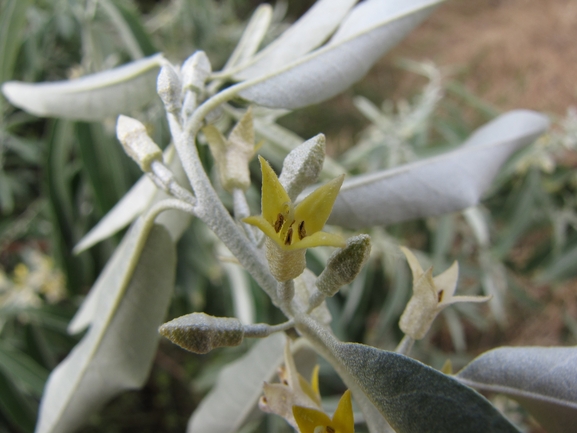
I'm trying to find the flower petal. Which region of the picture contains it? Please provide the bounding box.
[295,174,344,234]
[433,260,459,298]
[400,246,425,283]
[286,231,345,250]
[243,215,282,246]
[298,364,321,406]
[293,405,333,433]
[438,294,492,308]
[332,390,354,433]
[259,155,291,225]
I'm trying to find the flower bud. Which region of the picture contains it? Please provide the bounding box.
[157,64,182,113]
[315,234,371,297]
[116,115,162,172]
[182,51,212,93]
[203,108,255,191]
[159,312,244,354]
[279,134,326,201]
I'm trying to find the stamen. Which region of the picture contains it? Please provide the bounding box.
[298,221,307,239]
[274,213,284,233]
[326,427,335,433]
[285,227,293,245]
[438,290,444,303]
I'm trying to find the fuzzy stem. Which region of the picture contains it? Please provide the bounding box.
[243,319,295,338]
[395,335,415,356]
[164,92,283,313]
[232,188,259,244]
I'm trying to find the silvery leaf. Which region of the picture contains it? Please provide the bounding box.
[238,0,442,109]
[187,333,286,433]
[223,4,273,70]
[35,224,176,433]
[235,0,357,80]
[327,110,549,228]
[2,54,163,120]
[457,346,577,433]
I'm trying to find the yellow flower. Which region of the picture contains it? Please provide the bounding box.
[399,247,491,340]
[293,389,355,433]
[244,156,345,281]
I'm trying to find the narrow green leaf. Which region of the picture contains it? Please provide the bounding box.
[0,369,36,433]
[75,122,131,215]
[457,346,577,433]
[35,224,176,433]
[0,342,49,396]
[46,120,88,293]
[2,54,163,121]
[0,0,30,85]
[111,0,158,56]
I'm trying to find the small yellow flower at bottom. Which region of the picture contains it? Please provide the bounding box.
[293,389,354,433]
[243,156,345,281]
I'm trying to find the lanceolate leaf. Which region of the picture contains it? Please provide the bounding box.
[36,224,176,433]
[1,54,163,121]
[72,175,156,254]
[235,0,357,80]
[222,4,273,71]
[238,0,442,109]
[327,110,549,228]
[456,347,577,433]
[73,144,187,254]
[333,342,521,433]
[187,333,286,433]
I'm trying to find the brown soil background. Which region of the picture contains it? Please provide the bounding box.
[390,0,577,115]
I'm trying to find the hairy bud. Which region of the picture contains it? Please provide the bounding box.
[157,64,182,113]
[279,134,326,201]
[308,235,370,311]
[159,312,244,354]
[182,51,212,93]
[116,115,162,172]
[316,234,371,297]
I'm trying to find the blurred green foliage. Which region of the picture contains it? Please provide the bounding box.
[1,1,576,432]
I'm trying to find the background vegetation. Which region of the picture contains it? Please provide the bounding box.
[0,1,575,432]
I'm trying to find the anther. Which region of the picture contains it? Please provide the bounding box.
[274,213,284,233]
[285,227,293,245]
[298,221,307,239]
[438,290,444,303]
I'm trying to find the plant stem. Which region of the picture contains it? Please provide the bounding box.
[165,91,284,313]
[395,335,415,356]
[232,188,259,244]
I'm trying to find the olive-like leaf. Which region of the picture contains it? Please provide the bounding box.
[73,144,188,254]
[35,224,176,433]
[456,346,577,433]
[239,0,442,109]
[1,54,163,120]
[333,342,521,433]
[235,0,357,80]
[326,110,549,228]
[187,333,286,433]
[222,4,273,70]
